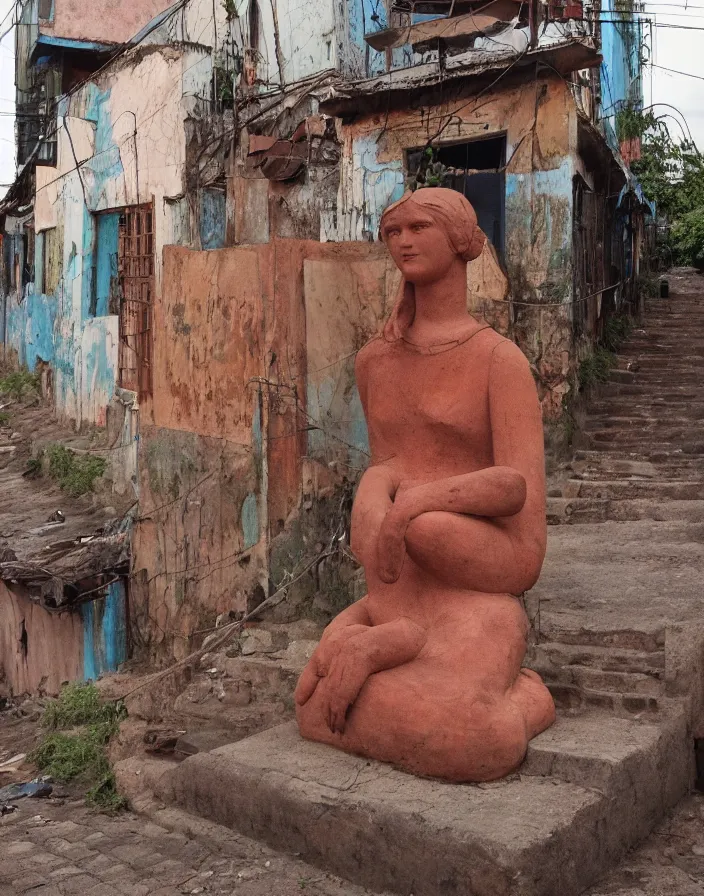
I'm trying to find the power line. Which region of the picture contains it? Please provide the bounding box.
[650,62,704,81]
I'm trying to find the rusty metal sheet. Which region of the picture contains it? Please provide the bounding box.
[365,0,523,51]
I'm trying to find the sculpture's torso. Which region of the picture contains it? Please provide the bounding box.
[361,327,499,484]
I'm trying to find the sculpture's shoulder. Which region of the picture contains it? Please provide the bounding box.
[487,332,532,376]
[354,336,389,383]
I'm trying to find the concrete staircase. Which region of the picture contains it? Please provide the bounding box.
[119,272,704,896]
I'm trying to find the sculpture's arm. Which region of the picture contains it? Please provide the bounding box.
[391,466,526,522]
[376,340,546,584]
[486,339,547,544]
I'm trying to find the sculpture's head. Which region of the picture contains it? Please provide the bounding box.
[380,187,485,284]
[379,188,486,339]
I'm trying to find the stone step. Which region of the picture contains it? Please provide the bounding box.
[547,683,663,716]
[599,384,701,398]
[574,449,699,464]
[540,663,663,698]
[528,640,665,676]
[546,497,704,525]
[586,432,704,450]
[618,357,704,369]
[569,465,703,482]
[565,480,704,501]
[586,410,704,423]
[148,715,691,896]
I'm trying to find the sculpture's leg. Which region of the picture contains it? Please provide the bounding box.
[297,595,555,782]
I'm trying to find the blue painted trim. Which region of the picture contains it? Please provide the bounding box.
[35,34,116,53]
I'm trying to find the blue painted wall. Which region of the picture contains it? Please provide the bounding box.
[81,580,128,681]
[6,288,58,371]
[599,0,643,152]
[199,190,226,250]
[94,212,120,316]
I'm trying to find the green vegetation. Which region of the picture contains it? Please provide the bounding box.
[24,455,42,478]
[0,411,10,426]
[602,313,633,353]
[408,147,451,191]
[223,0,238,18]
[45,444,107,497]
[30,684,127,812]
[214,64,235,104]
[618,107,704,266]
[671,206,704,268]
[0,369,40,401]
[42,681,122,730]
[578,346,617,391]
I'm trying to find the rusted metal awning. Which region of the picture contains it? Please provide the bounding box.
[320,39,601,118]
[365,0,525,51]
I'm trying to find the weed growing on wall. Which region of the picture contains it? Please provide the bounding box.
[30,683,127,812]
[602,314,633,353]
[44,444,107,497]
[578,347,617,390]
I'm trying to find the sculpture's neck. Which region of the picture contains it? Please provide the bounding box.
[406,260,475,346]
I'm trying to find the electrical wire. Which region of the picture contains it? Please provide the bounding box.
[650,62,704,81]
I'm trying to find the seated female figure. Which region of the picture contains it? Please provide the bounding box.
[295,187,555,782]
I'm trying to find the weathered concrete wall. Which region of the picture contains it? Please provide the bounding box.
[132,239,398,660]
[334,75,577,416]
[42,0,169,45]
[6,45,211,433]
[0,582,82,697]
[0,580,129,697]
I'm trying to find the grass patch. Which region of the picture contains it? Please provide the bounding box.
[30,684,127,812]
[578,346,617,391]
[0,411,9,426]
[0,369,40,401]
[45,444,107,497]
[24,455,42,478]
[42,681,123,730]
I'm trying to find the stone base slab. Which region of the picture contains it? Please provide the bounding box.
[153,712,692,896]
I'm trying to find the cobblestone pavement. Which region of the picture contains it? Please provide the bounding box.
[0,795,370,896]
[2,789,704,896]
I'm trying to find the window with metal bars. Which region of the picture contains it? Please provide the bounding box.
[117,205,154,398]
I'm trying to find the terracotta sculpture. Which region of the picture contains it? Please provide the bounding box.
[295,188,555,782]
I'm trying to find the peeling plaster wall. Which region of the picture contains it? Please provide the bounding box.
[244,0,337,86]
[133,245,270,660]
[334,75,578,417]
[43,0,170,45]
[599,0,643,153]
[81,580,128,682]
[7,45,211,434]
[0,581,129,697]
[0,582,82,697]
[132,239,398,661]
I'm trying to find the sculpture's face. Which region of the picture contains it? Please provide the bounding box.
[382,201,458,285]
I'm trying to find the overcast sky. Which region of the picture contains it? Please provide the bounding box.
[0,0,702,197]
[0,0,16,198]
